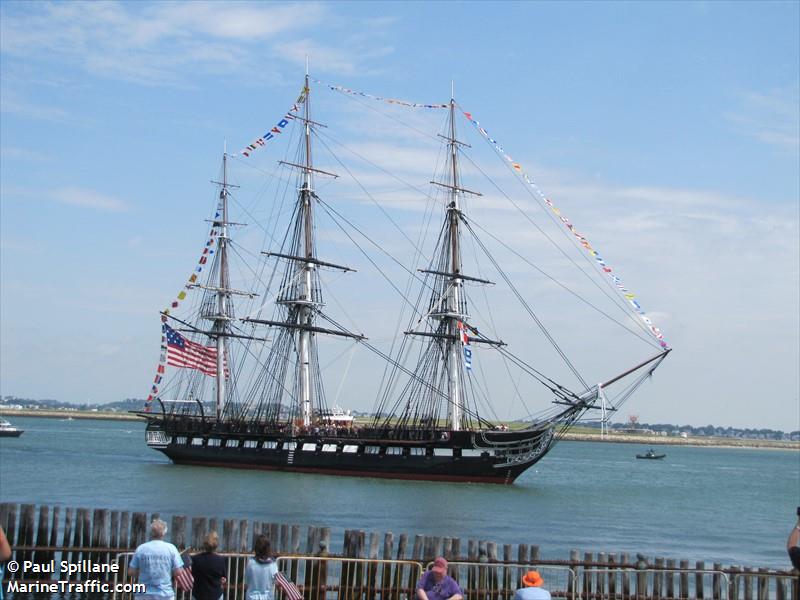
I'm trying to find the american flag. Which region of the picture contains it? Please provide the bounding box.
[174,566,194,592]
[163,324,222,377]
[274,572,303,600]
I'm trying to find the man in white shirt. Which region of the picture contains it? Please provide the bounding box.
[128,519,184,600]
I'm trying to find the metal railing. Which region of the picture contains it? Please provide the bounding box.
[112,553,798,600]
[112,552,425,600]
[425,560,575,599]
[577,568,731,599]
[730,571,800,600]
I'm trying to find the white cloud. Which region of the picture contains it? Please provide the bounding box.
[0,1,384,85]
[49,187,131,212]
[0,91,70,122]
[725,87,800,151]
[0,146,50,162]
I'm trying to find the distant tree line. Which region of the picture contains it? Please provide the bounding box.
[1,396,144,412]
[581,419,798,441]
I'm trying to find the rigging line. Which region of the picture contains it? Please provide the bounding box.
[469,353,500,423]
[225,159,291,216]
[313,197,430,316]
[459,150,658,345]
[332,343,358,407]
[224,186,291,251]
[494,344,579,400]
[464,216,658,348]
[318,312,486,423]
[465,224,531,417]
[313,129,433,254]
[461,217,591,391]
[316,81,443,144]
[240,267,305,320]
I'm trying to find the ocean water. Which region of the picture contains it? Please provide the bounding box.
[0,417,797,569]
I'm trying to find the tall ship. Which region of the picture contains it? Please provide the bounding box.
[140,75,670,484]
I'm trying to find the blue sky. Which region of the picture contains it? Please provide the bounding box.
[1,1,797,430]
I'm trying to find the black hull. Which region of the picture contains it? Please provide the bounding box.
[0,430,23,437]
[145,421,558,484]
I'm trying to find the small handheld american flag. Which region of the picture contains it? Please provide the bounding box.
[274,571,303,600]
[174,566,194,593]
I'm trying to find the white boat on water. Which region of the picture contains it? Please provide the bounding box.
[0,418,24,438]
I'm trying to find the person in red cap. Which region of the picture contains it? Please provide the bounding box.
[514,570,551,599]
[416,556,463,600]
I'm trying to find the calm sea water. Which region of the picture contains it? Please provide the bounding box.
[0,417,797,569]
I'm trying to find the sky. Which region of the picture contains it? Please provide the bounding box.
[0,1,798,431]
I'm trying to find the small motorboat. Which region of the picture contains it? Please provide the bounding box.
[636,448,665,460]
[0,418,24,438]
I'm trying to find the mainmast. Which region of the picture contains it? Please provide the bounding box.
[446,97,464,431]
[243,74,364,429]
[298,73,315,427]
[215,150,232,421]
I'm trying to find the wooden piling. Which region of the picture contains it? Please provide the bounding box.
[380,532,393,598]
[666,558,676,598]
[608,553,618,599]
[33,505,50,573]
[696,560,705,599]
[712,562,723,600]
[394,533,408,595]
[119,511,131,550]
[238,519,249,553]
[92,508,110,577]
[620,552,630,600]
[130,512,147,548]
[757,567,770,600]
[19,503,35,567]
[171,515,187,551]
[652,556,663,600]
[680,559,690,598]
[568,549,580,599]
[192,517,208,550]
[743,566,755,600]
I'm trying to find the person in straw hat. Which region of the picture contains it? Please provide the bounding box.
[514,570,551,599]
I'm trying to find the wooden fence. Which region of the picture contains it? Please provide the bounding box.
[0,503,797,599]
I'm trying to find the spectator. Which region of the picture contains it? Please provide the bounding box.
[244,534,278,600]
[788,509,800,570]
[0,526,12,600]
[128,519,184,600]
[192,531,227,600]
[416,556,463,600]
[514,570,551,599]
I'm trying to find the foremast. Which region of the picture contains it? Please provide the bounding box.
[399,94,497,433]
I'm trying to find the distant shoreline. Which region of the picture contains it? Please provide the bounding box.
[1,408,143,421]
[2,408,797,451]
[560,431,798,451]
